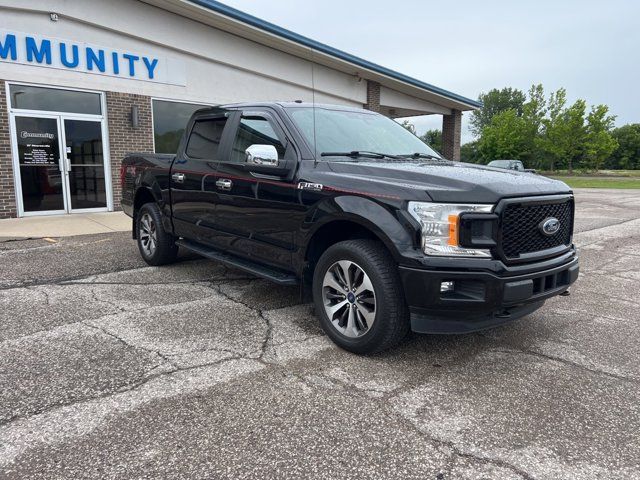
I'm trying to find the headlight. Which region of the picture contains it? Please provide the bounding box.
[407,202,494,257]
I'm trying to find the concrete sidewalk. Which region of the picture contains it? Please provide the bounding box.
[0,212,130,239]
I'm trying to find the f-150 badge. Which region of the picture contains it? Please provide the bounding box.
[297,182,323,191]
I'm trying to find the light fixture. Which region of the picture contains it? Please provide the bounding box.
[131,105,139,128]
[407,202,494,257]
[440,281,455,293]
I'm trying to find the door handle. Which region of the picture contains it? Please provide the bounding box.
[216,179,232,190]
[172,173,185,183]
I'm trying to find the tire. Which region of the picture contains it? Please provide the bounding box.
[136,203,178,266]
[312,239,409,354]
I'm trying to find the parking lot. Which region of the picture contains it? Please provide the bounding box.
[0,189,639,479]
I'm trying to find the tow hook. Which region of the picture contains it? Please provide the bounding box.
[495,309,511,319]
[560,289,571,297]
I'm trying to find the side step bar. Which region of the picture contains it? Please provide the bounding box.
[175,239,298,286]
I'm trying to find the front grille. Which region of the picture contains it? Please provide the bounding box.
[500,198,573,260]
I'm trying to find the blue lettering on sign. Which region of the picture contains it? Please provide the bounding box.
[112,51,120,75]
[142,57,158,79]
[0,32,164,82]
[0,34,17,60]
[59,43,79,68]
[86,47,106,72]
[26,37,52,64]
[122,53,139,77]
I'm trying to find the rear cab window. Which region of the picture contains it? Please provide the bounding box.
[185,117,229,159]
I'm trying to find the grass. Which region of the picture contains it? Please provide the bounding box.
[539,169,640,178]
[536,169,640,188]
[547,175,640,189]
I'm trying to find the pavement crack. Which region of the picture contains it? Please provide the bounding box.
[258,310,273,361]
[80,320,178,369]
[319,375,535,479]
[381,396,537,479]
[0,356,258,430]
[26,285,51,306]
[89,287,126,313]
[492,347,638,384]
[211,283,273,360]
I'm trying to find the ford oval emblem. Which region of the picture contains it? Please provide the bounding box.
[540,217,560,236]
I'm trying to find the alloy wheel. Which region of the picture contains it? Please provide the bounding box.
[139,212,157,257]
[322,260,376,338]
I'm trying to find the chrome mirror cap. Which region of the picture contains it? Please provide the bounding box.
[245,144,279,166]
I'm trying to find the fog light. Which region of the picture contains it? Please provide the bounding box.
[440,281,455,293]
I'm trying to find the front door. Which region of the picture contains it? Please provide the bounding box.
[11,114,109,215]
[62,118,108,211]
[213,111,299,269]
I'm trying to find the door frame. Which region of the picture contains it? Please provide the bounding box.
[5,81,112,217]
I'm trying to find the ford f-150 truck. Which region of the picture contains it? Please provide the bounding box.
[121,102,579,354]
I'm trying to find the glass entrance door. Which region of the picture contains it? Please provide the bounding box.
[11,114,109,215]
[63,119,107,211]
[14,115,66,214]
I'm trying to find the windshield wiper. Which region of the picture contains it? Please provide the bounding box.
[320,151,402,159]
[401,153,444,160]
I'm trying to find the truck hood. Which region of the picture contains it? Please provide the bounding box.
[324,160,571,203]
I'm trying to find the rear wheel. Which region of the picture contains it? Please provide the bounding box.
[136,203,178,266]
[313,239,409,354]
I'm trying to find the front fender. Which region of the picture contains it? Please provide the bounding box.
[304,195,416,261]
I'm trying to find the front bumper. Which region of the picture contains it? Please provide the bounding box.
[399,255,579,334]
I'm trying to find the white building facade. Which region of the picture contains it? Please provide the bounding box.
[0,0,479,218]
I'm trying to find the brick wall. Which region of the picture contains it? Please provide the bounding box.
[0,81,17,219]
[442,109,462,161]
[364,80,381,113]
[105,92,153,210]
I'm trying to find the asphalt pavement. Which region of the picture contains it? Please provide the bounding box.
[0,188,639,479]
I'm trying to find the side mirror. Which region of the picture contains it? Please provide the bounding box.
[245,144,279,167]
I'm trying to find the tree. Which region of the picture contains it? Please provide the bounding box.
[608,124,640,169]
[477,109,535,161]
[471,84,625,172]
[560,99,588,173]
[536,88,566,171]
[399,120,416,135]
[537,90,588,172]
[421,129,442,153]
[583,105,618,171]
[470,87,526,137]
[460,140,481,164]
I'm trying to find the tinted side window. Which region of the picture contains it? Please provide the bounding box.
[153,100,208,154]
[185,118,228,159]
[230,116,285,163]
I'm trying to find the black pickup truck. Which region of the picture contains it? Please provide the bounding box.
[121,102,579,353]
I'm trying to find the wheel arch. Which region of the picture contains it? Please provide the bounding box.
[300,196,416,294]
[132,187,159,238]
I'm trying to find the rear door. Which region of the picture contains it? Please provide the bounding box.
[211,110,300,269]
[170,110,235,242]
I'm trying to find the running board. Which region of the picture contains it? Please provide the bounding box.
[175,239,298,286]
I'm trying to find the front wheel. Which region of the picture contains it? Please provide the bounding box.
[136,203,178,266]
[312,239,409,354]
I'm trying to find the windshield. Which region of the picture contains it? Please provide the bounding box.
[285,107,442,159]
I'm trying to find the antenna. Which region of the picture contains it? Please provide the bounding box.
[310,48,318,166]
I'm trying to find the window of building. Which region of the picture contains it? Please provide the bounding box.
[9,85,102,115]
[230,116,285,163]
[185,118,228,159]
[152,100,208,154]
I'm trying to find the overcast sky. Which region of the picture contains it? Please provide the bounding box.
[220,0,639,144]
